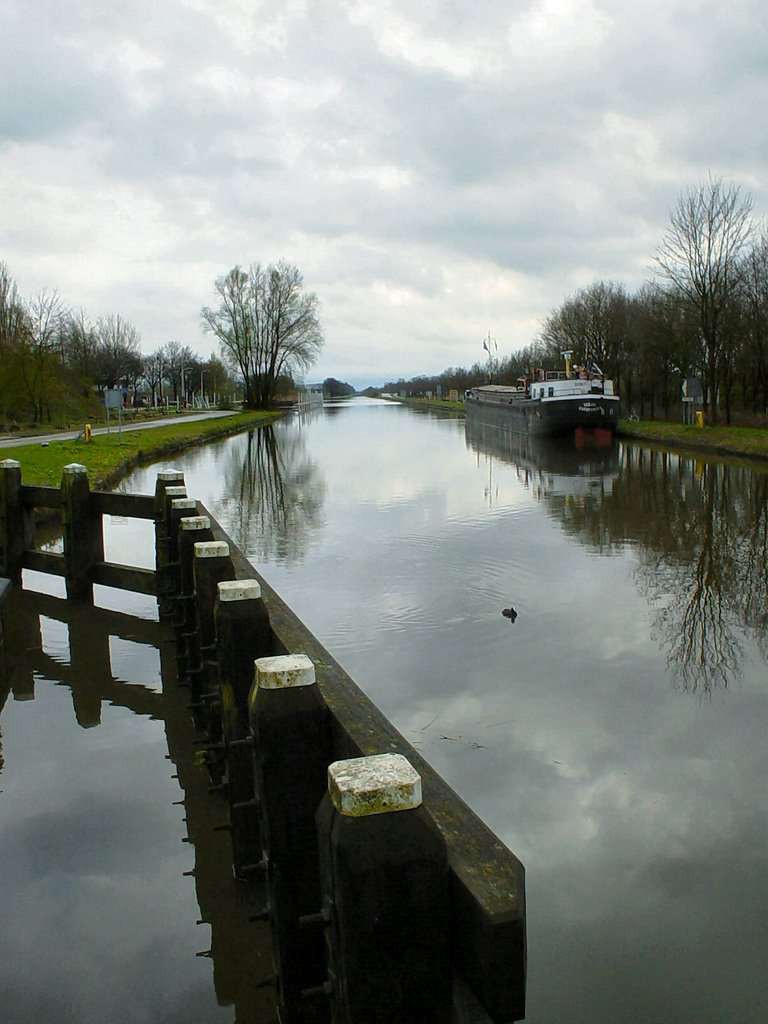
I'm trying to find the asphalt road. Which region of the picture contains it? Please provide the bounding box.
[0,410,236,450]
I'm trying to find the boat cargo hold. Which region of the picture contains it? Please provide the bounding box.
[465,352,620,439]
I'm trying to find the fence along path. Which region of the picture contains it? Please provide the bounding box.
[0,459,526,1024]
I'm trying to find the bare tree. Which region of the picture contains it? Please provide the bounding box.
[142,351,165,406]
[158,340,197,403]
[202,261,324,408]
[655,176,755,423]
[94,314,142,390]
[739,231,768,414]
[17,290,66,422]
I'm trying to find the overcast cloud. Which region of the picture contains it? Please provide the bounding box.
[1,0,766,387]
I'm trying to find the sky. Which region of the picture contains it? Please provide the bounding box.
[1,0,766,390]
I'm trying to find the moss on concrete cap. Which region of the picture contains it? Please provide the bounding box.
[218,579,261,602]
[194,540,229,558]
[254,653,315,689]
[180,515,210,531]
[328,753,422,817]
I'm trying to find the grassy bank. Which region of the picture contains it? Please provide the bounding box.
[617,419,768,462]
[1,411,280,488]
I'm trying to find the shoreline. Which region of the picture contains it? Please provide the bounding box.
[383,397,768,464]
[0,410,281,488]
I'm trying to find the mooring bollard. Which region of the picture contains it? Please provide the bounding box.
[214,579,274,875]
[249,653,333,1023]
[0,459,25,580]
[316,753,451,1024]
[61,463,104,601]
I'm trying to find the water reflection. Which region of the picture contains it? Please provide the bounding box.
[464,421,768,696]
[210,424,326,565]
[0,582,277,1024]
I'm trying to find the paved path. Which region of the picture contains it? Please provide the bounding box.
[0,411,235,450]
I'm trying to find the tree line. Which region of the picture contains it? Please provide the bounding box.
[0,262,238,426]
[384,178,767,425]
[0,256,327,425]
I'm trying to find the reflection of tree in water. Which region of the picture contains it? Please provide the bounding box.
[213,422,326,564]
[465,419,768,696]
[557,446,767,696]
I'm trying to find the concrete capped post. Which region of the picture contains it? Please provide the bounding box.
[153,470,184,539]
[316,753,451,1024]
[154,476,186,618]
[249,653,333,1022]
[61,463,104,601]
[0,459,24,580]
[214,579,274,874]
[178,515,213,596]
[167,496,197,565]
[192,541,235,650]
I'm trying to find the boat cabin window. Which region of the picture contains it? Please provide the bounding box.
[548,387,554,398]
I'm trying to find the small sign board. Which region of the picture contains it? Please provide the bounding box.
[103,388,123,410]
[682,378,703,400]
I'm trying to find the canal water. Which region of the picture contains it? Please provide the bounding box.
[1,397,766,1023]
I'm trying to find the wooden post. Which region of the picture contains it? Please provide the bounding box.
[249,653,333,1022]
[0,459,24,580]
[214,579,273,875]
[161,496,197,614]
[193,541,235,654]
[316,753,451,1024]
[167,496,197,567]
[174,514,212,693]
[61,463,104,601]
[189,540,234,738]
[154,471,185,618]
[178,515,214,597]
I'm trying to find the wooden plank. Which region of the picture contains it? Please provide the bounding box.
[90,562,157,595]
[20,485,62,510]
[22,550,66,575]
[91,491,155,520]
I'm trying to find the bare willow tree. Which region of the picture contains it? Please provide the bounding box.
[201,261,324,409]
[655,176,755,423]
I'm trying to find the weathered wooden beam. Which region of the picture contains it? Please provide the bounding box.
[90,491,155,519]
[22,550,66,576]
[20,484,62,510]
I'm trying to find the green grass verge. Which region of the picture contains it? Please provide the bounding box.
[1,411,280,488]
[617,419,768,461]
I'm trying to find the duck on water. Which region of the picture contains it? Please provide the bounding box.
[464,349,620,440]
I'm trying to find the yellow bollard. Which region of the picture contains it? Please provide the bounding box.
[84,423,92,442]
[695,411,705,428]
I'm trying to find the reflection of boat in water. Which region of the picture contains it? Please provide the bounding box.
[465,352,620,439]
[465,412,619,499]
